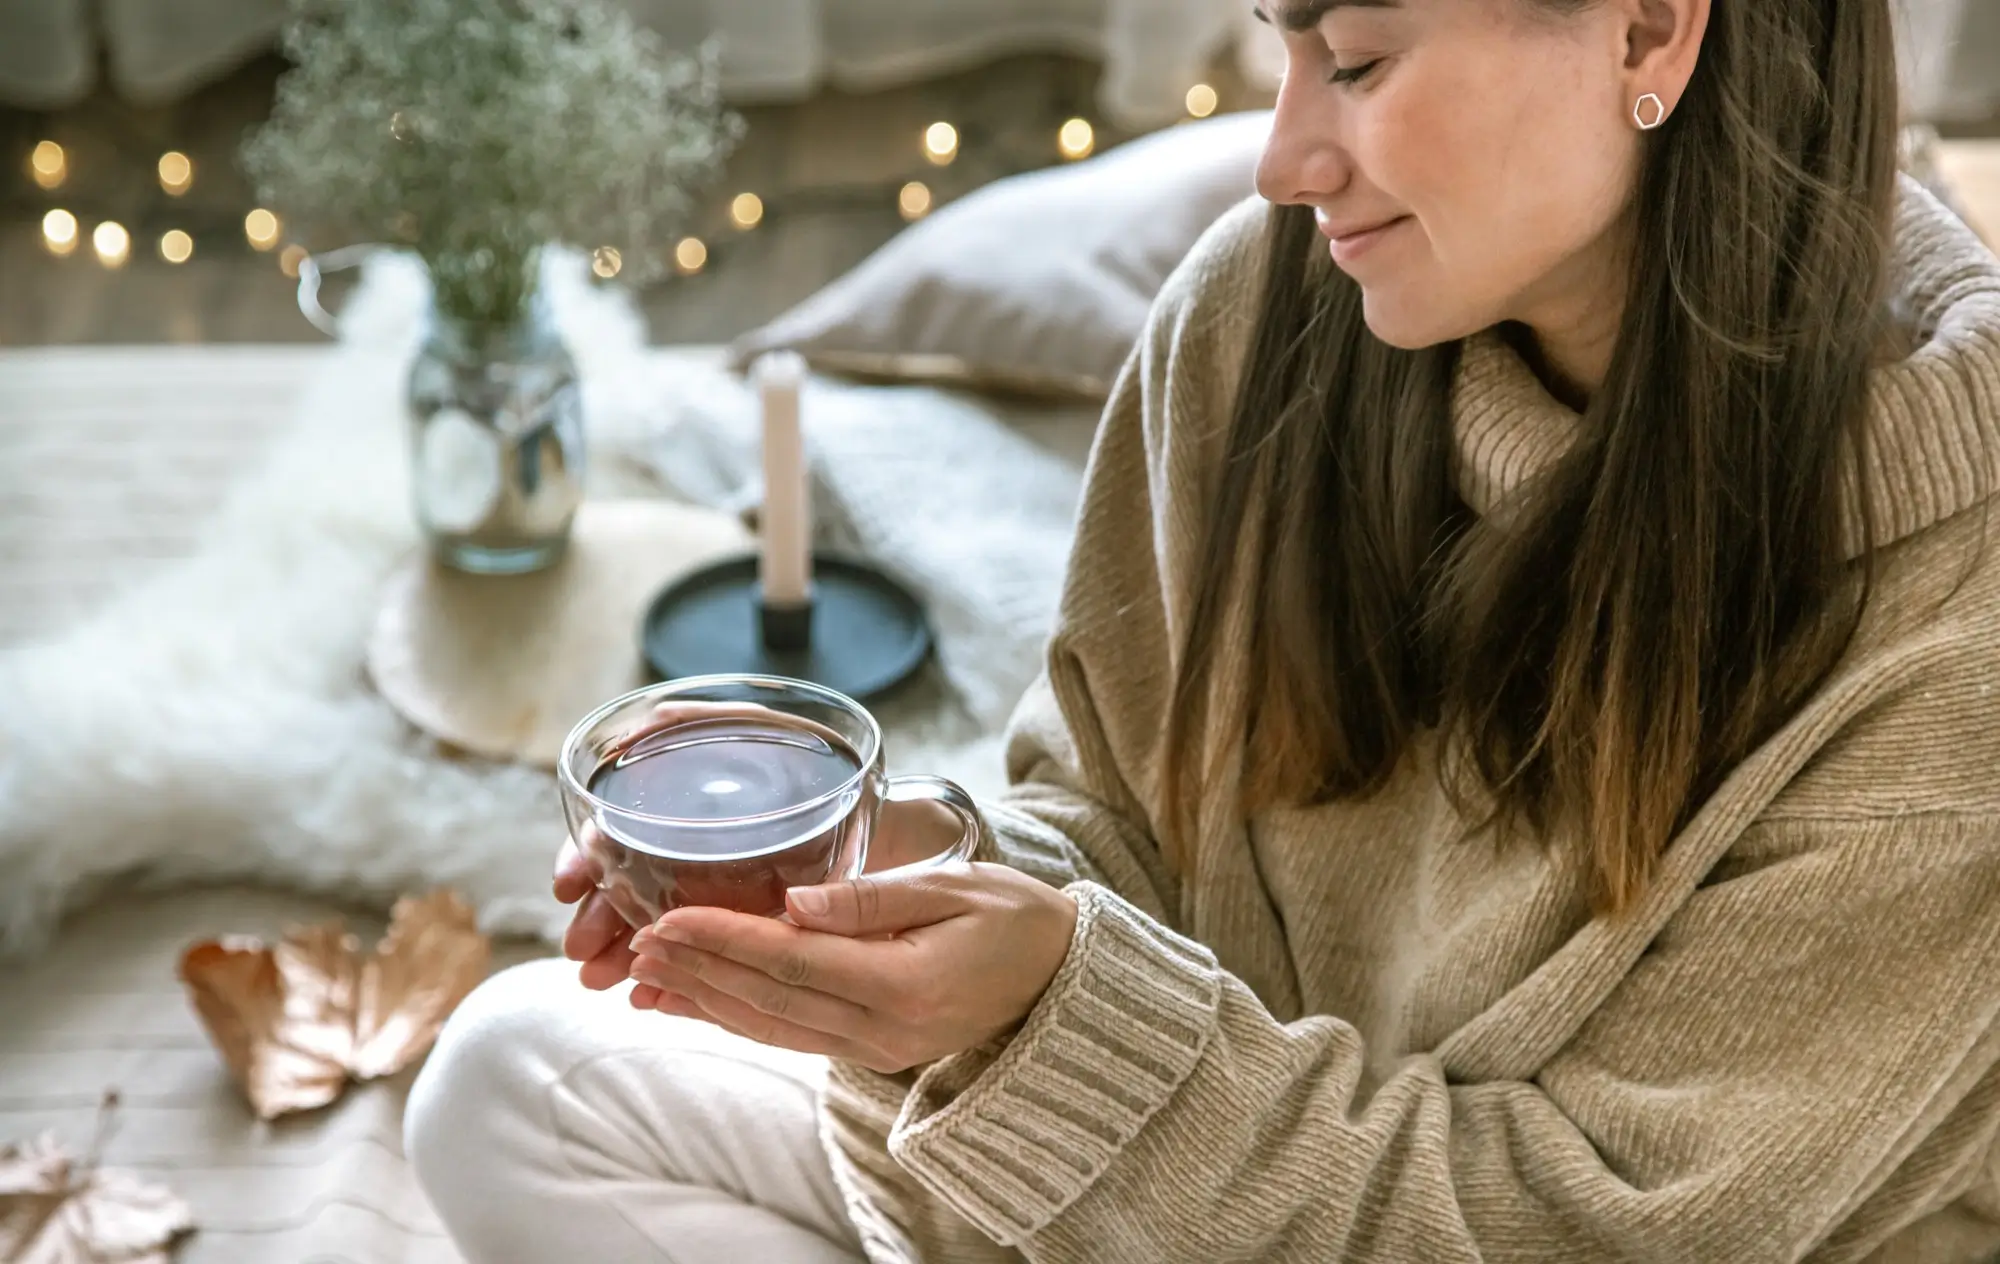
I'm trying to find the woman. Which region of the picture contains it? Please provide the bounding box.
[406,0,2000,1259]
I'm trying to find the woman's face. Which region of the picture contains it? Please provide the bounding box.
[1254,0,1647,363]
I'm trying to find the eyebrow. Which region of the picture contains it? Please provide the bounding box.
[1252,0,1400,32]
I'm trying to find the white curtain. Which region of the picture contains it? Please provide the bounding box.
[0,0,1249,126]
[571,0,1249,127]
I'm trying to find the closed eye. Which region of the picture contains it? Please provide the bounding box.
[1329,59,1382,86]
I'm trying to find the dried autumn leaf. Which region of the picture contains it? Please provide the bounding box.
[351,890,494,1079]
[179,937,348,1119]
[0,1111,195,1263]
[178,890,490,1120]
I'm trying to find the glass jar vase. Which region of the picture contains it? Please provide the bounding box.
[405,290,584,574]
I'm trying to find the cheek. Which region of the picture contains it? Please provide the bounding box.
[1355,54,1637,342]
[1474,78,1635,270]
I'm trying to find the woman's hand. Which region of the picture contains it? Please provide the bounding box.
[555,700,769,996]
[553,797,989,1005]
[625,862,1078,1073]
[554,828,643,992]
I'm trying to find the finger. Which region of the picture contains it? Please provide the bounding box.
[630,940,876,1039]
[631,982,666,1010]
[785,865,974,938]
[563,889,631,964]
[638,960,889,1067]
[554,821,615,905]
[552,838,593,904]
[578,938,637,991]
[638,908,906,1006]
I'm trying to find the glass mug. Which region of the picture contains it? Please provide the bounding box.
[556,674,986,925]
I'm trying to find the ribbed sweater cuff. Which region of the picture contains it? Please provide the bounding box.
[975,801,1091,890]
[887,881,1222,1244]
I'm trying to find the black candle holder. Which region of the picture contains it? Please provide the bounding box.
[638,552,933,702]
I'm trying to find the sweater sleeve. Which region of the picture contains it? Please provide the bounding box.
[890,812,2000,1262]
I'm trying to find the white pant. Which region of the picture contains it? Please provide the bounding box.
[405,958,866,1264]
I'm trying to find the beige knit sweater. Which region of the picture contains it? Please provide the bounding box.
[820,182,2000,1264]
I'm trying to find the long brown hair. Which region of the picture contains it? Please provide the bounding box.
[1162,0,1902,918]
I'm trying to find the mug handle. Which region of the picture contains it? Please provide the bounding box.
[880,774,988,871]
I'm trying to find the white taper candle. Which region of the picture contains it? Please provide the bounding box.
[755,351,812,607]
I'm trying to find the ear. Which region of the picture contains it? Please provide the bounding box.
[1619,0,1710,120]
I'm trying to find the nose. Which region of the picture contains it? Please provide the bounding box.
[1255,66,1351,207]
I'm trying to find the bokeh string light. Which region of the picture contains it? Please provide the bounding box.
[92,221,130,268]
[923,122,959,166]
[41,209,78,256]
[29,140,66,190]
[1186,83,1219,119]
[16,98,1137,286]
[1058,118,1095,160]
[157,151,194,196]
[244,208,282,251]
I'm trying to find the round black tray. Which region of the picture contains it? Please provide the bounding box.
[639,552,932,702]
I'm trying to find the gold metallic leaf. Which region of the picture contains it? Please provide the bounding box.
[178,890,490,1120]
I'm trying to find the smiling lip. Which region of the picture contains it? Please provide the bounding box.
[1316,212,1411,265]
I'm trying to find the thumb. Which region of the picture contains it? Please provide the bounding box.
[787,868,967,936]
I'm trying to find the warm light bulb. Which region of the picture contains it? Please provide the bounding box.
[897,181,933,222]
[591,246,622,278]
[1058,118,1095,160]
[1185,83,1219,119]
[923,121,958,166]
[674,237,708,274]
[279,243,309,278]
[29,140,65,190]
[159,229,194,264]
[244,208,281,251]
[41,209,78,256]
[157,151,193,195]
[730,192,764,230]
[92,221,130,268]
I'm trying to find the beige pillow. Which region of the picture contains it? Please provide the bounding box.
[729,110,1272,400]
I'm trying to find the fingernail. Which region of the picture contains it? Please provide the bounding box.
[789,886,829,917]
[632,925,686,954]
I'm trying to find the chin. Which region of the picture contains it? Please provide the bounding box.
[1360,288,1482,351]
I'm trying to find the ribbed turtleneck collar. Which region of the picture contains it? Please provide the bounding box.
[1450,178,2000,557]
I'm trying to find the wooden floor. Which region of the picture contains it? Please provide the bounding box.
[0,52,1264,348]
